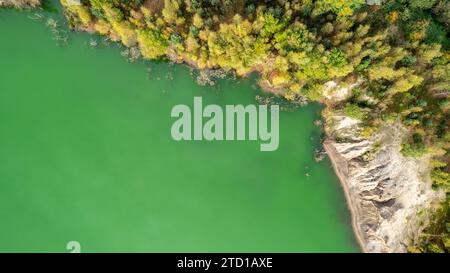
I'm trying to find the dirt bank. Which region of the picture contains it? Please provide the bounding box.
[0,0,40,8]
[322,117,444,252]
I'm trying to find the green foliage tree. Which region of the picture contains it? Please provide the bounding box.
[313,0,365,18]
[344,103,367,120]
[136,29,168,59]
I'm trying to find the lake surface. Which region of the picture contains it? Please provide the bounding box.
[0,8,358,252]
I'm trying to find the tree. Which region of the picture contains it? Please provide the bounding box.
[162,0,184,25]
[408,0,438,10]
[344,103,367,120]
[387,74,423,94]
[111,20,137,47]
[401,133,428,157]
[274,22,315,55]
[433,1,450,29]
[431,168,450,190]
[418,44,443,64]
[313,0,366,18]
[94,19,111,35]
[368,66,406,81]
[136,29,168,59]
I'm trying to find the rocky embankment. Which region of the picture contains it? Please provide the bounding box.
[323,114,444,252]
[0,0,40,8]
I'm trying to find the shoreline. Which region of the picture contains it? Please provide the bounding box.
[57,9,372,252]
[322,140,367,253]
[102,24,371,251]
[53,4,445,252]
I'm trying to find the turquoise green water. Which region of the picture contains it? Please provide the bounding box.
[0,9,357,252]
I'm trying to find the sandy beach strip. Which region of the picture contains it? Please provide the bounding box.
[323,140,368,253]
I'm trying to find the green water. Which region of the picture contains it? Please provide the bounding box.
[0,9,358,252]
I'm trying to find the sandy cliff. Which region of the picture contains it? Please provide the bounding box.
[0,0,40,8]
[323,115,444,252]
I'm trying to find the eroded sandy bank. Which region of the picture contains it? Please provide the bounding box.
[322,117,444,253]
